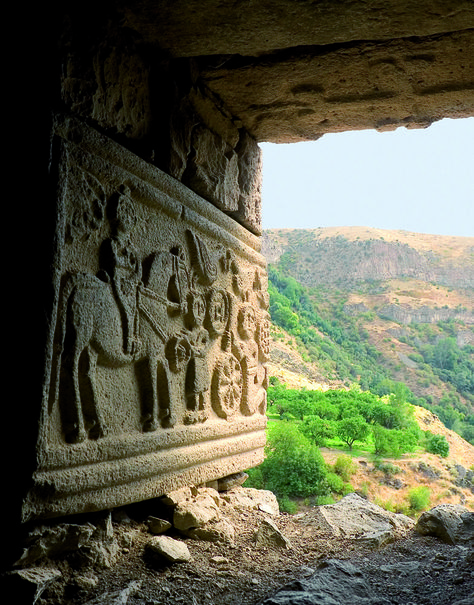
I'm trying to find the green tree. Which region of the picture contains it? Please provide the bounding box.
[300,415,336,447]
[337,415,369,450]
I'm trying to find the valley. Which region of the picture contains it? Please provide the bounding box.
[256,226,474,514]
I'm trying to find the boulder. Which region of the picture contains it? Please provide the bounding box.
[415,504,474,545]
[261,559,390,605]
[220,487,280,516]
[297,493,413,542]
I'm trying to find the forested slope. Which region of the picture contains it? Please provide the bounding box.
[262,227,474,444]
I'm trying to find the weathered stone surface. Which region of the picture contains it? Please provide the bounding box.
[173,490,221,531]
[415,504,474,544]
[255,518,292,549]
[262,559,391,605]
[125,1,474,56]
[295,493,414,540]
[220,487,280,516]
[146,516,172,535]
[147,536,191,563]
[200,29,474,143]
[187,519,236,545]
[22,115,268,522]
[117,2,474,143]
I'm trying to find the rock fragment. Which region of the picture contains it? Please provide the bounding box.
[188,519,235,544]
[5,567,62,605]
[255,518,291,549]
[173,489,221,531]
[146,516,172,535]
[147,535,191,563]
[221,487,280,515]
[217,471,249,491]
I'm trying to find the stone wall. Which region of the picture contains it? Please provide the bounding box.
[23,115,268,522]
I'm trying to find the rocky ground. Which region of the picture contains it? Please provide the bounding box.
[5,484,474,605]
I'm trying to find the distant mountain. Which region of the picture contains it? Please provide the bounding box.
[262,226,474,290]
[262,227,474,444]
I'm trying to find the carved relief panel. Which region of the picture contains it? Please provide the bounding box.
[24,116,267,522]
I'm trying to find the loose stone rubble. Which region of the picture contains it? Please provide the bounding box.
[5,486,473,604]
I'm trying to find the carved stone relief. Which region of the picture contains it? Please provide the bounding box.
[24,115,267,522]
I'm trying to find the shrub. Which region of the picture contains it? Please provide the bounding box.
[408,486,431,512]
[333,454,358,482]
[426,433,450,457]
[260,422,330,499]
[326,472,344,494]
[245,466,265,490]
[374,459,401,476]
[341,483,354,496]
[277,495,299,514]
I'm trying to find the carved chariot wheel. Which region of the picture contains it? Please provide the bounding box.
[212,353,242,419]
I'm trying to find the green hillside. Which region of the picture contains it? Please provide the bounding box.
[262,227,474,445]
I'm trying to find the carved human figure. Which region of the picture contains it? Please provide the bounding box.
[100,186,142,356]
[232,304,262,415]
[184,292,211,424]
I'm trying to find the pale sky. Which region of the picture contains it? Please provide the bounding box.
[261,117,474,237]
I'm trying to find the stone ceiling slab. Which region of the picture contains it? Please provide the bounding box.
[200,29,474,142]
[121,1,474,57]
[118,2,474,143]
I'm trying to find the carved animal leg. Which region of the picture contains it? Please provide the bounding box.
[82,347,106,439]
[184,393,199,425]
[142,356,160,432]
[68,346,88,444]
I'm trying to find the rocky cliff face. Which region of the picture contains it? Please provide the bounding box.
[262,228,474,290]
[377,303,474,327]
